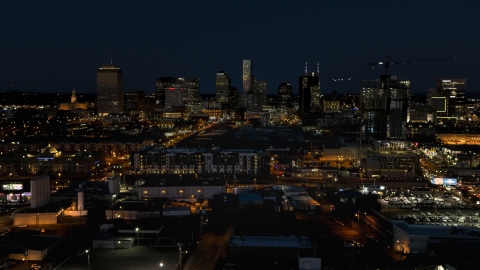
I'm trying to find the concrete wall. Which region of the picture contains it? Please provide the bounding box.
[14,212,58,226]
[30,175,50,208]
[64,210,87,217]
[108,175,120,194]
[137,185,225,200]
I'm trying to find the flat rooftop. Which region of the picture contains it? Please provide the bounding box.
[139,178,226,187]
[229,235,311,248]
[392,220,480,239]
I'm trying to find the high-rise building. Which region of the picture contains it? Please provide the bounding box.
[179,77,200,105]
[165,86,184,109]
[360,75,410,140]
[277,82,293,107]
[215,71,231,104]
[158,77,201,109]
[298,73,321,117]
[242,59,252,93]
[125,91,147,111]
[432,78,467,121]
[97,63,123,116]
[155,77,176,108]
[254,79,267,110]
[407,104,436,123]
[229,86,238,108]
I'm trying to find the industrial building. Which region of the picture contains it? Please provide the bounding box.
[0,232,62,261]
[93,235,134,249]
[136,178,226,200]
[391,220,480,256]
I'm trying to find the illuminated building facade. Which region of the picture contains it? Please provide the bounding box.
[97,63,123,116]
[59,89,89,110]
[0,145,102,175]
[277,82,293,107]
[215,71,231,104]
[253,79,267,110]
[431,78,467,121]
[131,147,269,175]
[361,75,410,140]
[298,73,321,117]
[242,59,252,93]
[124,91,147,111]
[159,78,200,109]
[155,77,176,108]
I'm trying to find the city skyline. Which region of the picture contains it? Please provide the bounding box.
[0,1,479,95]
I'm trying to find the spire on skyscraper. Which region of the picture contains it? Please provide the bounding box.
[317,61,320,76]
[305,62,308,75]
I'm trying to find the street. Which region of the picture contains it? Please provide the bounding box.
[182,224,234,270]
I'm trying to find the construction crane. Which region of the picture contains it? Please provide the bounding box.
[367,55,457,74]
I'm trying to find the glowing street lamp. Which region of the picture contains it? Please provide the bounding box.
[135,228,139,246]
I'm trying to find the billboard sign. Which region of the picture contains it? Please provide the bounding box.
[2,183,23,190]
[431,177,457,186]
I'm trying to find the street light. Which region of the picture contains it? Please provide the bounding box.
[86,249,90,268]
[177,243,184,270]
[159,262,163,269]
[135,227,139,246]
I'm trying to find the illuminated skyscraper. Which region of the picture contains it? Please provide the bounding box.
[242,59,252,93]
[298,73,320,117]
[216,71,231,104]
[97,63,123,116]
[360,75,410,139]
[253,79,267,110]
[277,82,293,106]
[179,77,200,105]
[433,78,467,121]
[155,77,176,107]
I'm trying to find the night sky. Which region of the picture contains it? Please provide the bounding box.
[1,1,479,95]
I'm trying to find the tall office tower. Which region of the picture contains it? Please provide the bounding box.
[432,78,467,121]
[360,75,410,140]
[165,86,184,109]
[179,77,200,105]
[229,86,238,108]
[242,59,252,93]
[277,82,293,106]
[215,71,231,104]
[155,77,176,107]
[125,91,147,111]
[298,73,321,117]
[255,79,267,109]
[97,63,123,116]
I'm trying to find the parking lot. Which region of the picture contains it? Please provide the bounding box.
[381,190,480,228]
